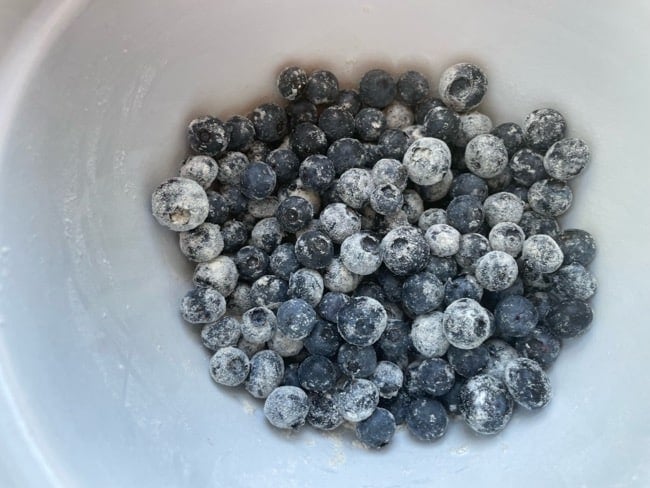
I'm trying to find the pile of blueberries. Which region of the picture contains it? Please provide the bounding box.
[151,63,597,448]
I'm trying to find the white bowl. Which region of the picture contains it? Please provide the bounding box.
[1,1,649,486]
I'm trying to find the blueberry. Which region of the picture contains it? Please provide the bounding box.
[368,183,403,216]
[556,229,596,267]
[279,179,322,215]
[397,70,430,105]
[336,168,373,209]
[414,97,445,124]
[294,230,334,269]
[439,63,488,112]
[526,291,559,322]
[359,69,397,109]
[282,363,301,388]
[370,361,404,399]
[336,378,380,422]
[219,184,248,216]
[249,217,283,254]
[275,195,313,233]
[297,355,338,393]
[371,159,407,191]
[400,272,444,316]
[354,281,387,303]
[446,195,484,234]
[307,392,344,431]
[267,148,300,183]
[493,295,538,338]
[277,66,308,101]
[380,225,430,276]
[204,191,230,225]
[299,154,336,192]
[305,70,339,105]
[249,275,289,309]
[509,149,547,187]
[290,122,328,160]
[179,155,218,189]
[552,263,597,301]
[188,116,230,157]
[316,292,351,323]
[460,374,514,435]
[269,243,300,280]
[241,306,277,344]
[327,137,367,175]
[465,134,509,179]
[408,312,447,358]
[235,246,269,282]
[426,255,459,282]
[519,211,560,239]
[523,108,567,152]
[221,219,248,252]
[504,357,552,409]
[225,115,255,152]
[228,283,252,315]
[264,385,310,429]
[286,99,318,130]
[216,152,249,186]
[444,274,483,306]
[355,407,396,449]
[201,316,242,351]
[209,346,250,387]
[237,337,266,358]
[377,319,411,363]
[474,251,519,292]
[488,222,525,257]
[443,298,492,349]
[337,296,387,347]
[543,137,590,181]
[321,258,360,293]
[483,192,525,227]
[304,318,343,358]
[384,102,414,130]
[353,107,387,142]
[240,162,276,201]
[402,137,451,186]
[319,105,355,141]
[179,223,224,262]
[245,349,285,398]
[336,89,362,115]
[399,190,423,224]
[482,338,520,381]
[481,277,525,311]
[268,329,304,358]
[246,139,270,162]
[418,208,447,229]
[522,234,564,274]
[180,286,226,324]
[406,397,448,441]
[424,223,461,258]
[514,326,562,369]
[288,268,324,307]
[151,177,209,232]
[337,343,377,379]
[378,129,410,160]
[455,233,490,272]
[318,204,360,243]
[454,111,494,147]
[527,179,573,217]
[491,122,525,156]
[276,299,317,341]
[447,344,489,378]
[423,106,461,144]
[449,172,489,201]
[193,255,239,296]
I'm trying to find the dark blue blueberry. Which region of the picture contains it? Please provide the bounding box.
[250,217,284,254]
[355,108,387,142]
[504,184,529,203]
[246,139,270,163]
[447,345,489,378]
[269,243,300,281]
[509,149,547,187]
[205,190,230,225]
[514,326,562,370]
[544,299,593,339]
[317,292,351,323]
[337,343,377,378]
[299,154,336,191]
[288,268,323,307]
[336,89,362,115]
[251,103,288,143]
[355,408,396,449]
[225,115,255,152]
[558,229,597,266]
[277,66,307,101]
[446,195,485,234]
[397,70,430,106]
[319,105,355,141]
[378,129,409,160]
[523,108,566,152]
[439,378,464,416]
[240,162,276,200]
[417,358,455,397]
[406,397,448,441]
[307,392,344,431]
[376,320,411,363]
[380,226,430,276]
[526,291,558,322]
[375,267,403,303]
[359,69,397,109]
[294,230,334,269]
[414,97,445,124]
[491,122,525,156]
[401,272,444,316]
[221,219,248,253]
[304,319,343,358]
[379,390,411,426]
[219,185,248,216]
[327,137,367,175]
[188,116,230,157]
[290,122,328,160]
[276,298,318,340]
[423,106,461,144]
[404,362,425,396]
[249,275,289,309]
[444,274,483,306]
[426,256,458,282]
[503,358,552,409]
[298,355,338,393]
[337,296,388,347]
[363,143,384,167]
[286,99,318,130]
[494,294,539,338]
[282,362,301,388]
[275,195,313,233]
[234,246,269,282]
[528,179,573,217]
[449,172,489,201]
[482,277,525,311]
[354,281,387,303]
[267,148,300,183]
[305,70,339,105]
[519,211,560,239]
[455,233,490,272]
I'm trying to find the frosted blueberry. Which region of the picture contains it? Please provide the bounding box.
[522,234,564,274]
[402,137,452,186]
[340,232,383,276]
[337,296,388,347]
[474,251,518,292]
[209,346,250,387]
[277,66,308,101]
[336,168,374,209]
[465,134,508,179]
[488,222,525,257]
[245,350,285,398]
[380,226,430,276]
[193,255,239,296]
[370,361,404,399]
[523,108,566,152]
[544,138,590,181]
[276,298,318,340]
[201,316,242,351]
[454,112,493,147]
[319,203,362,243]
[460,374,514,435]
[443,298,492,349]
[264,386,310,429]
[336,378,380,422]
[552,263,597,301]
[180,287,226,324]
[411,311,449,358]
[355,408,396,449]
[425,223,461,257]
[179,223,224,263]
[288,268,324,307]
[323,257,362,293]
[151,177,209,232]
[438,63,488,112]
[503,358,552,409]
